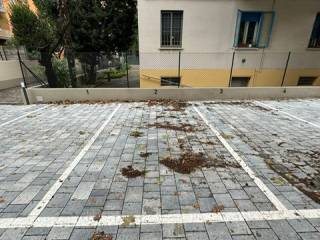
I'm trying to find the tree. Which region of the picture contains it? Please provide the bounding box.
[70,0,137,84]
[57,0,77,87]
[10,1,61,87]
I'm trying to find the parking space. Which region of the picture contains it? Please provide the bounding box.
[0,105,44,126]
[0,100,319,240]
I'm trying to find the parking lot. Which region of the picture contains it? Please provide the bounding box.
[0,99,319,240]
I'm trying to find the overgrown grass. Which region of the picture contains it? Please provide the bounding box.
[99,69,126,80]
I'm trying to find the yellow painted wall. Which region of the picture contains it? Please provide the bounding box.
[140,69,320,88]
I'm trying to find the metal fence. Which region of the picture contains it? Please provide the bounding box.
[13,48,320,89]
[0,46,28,61]
[17,50,140,88]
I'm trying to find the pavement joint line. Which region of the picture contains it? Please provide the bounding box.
[193,105,288,211]
[255,100,320,129]
[1,210,320,228]
[28,104,121,218]
[0,105,49,128]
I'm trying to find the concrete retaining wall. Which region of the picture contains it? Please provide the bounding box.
[0,60,23,90]
[26,87,320,104]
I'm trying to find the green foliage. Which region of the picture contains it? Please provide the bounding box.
[30,64,46,80]
[52,58,71,87]
[4,38,19,48]
[10,0,137,88]
[99,69,126,80]
[10,1,60,87]
[32,0,59,20]
[70,0,137,54]
[10,3,56,52]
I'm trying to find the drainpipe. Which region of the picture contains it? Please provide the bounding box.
[178,51,181,88]
[281,51,291,87]
[229,51,235,87]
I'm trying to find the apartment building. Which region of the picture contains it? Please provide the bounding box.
[138,0,320,88]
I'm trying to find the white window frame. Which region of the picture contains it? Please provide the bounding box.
[161,10,183,48]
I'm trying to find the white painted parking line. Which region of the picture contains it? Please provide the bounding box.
[255,101,320,129]
[1,209,320,228]
[193,106,288,211]
[0,105,48,128]
[28,104,121,218]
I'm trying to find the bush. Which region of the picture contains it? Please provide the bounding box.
[30,64,46,80]
[52,58,70,87]
[99,69,126,80]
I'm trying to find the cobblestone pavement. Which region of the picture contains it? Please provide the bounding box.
[0,100,320,240]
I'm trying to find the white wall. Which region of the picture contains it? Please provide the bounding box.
[138,0,320,69]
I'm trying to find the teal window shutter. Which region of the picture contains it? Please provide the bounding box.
[234,10,242,47]
[234,10,275,48]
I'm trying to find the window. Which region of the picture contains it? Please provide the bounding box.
[297,77,317,86]
[231,77,250,87]
[309,13,320,48]
[234,11,275,48]
[161,11,183,48]
[161,77,181,86]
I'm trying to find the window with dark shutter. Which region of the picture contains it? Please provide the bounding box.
[161,11,183,48]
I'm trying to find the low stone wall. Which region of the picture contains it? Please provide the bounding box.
[25,87,320,104]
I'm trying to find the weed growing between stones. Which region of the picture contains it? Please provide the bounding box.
[121,166,146,178]
[90,232,112,240]
[130,130,143,137]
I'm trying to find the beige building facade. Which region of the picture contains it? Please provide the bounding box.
[138,0,320,88]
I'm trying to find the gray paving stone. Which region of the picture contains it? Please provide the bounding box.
[117,228,140,240]
[140,232,162,240]
[71,182,95,200]
[226,221,251,235]
[69,228,95,240]
[0,228,27,240]
[22,236,46,240]
[186,232,209,240]
[124,187,143,203]
[47,227,73,240]
[162,195,180,210]
[288,219,316,233]
[299,232,320,240]
[252,228,279,240]
[163,224,185,238]
[206,222,232,240]
[268,220,302,240]
[232,235,256,240]
[25,228,51,236]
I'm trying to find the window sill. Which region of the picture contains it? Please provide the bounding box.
[233,47,261,51]
[159,47,184,51]
[306,48,320,51]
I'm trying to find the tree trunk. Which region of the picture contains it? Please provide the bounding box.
[87,63,96,84]
[40,51,58,88]
[86,54,97,84]
[65,48,77,87]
